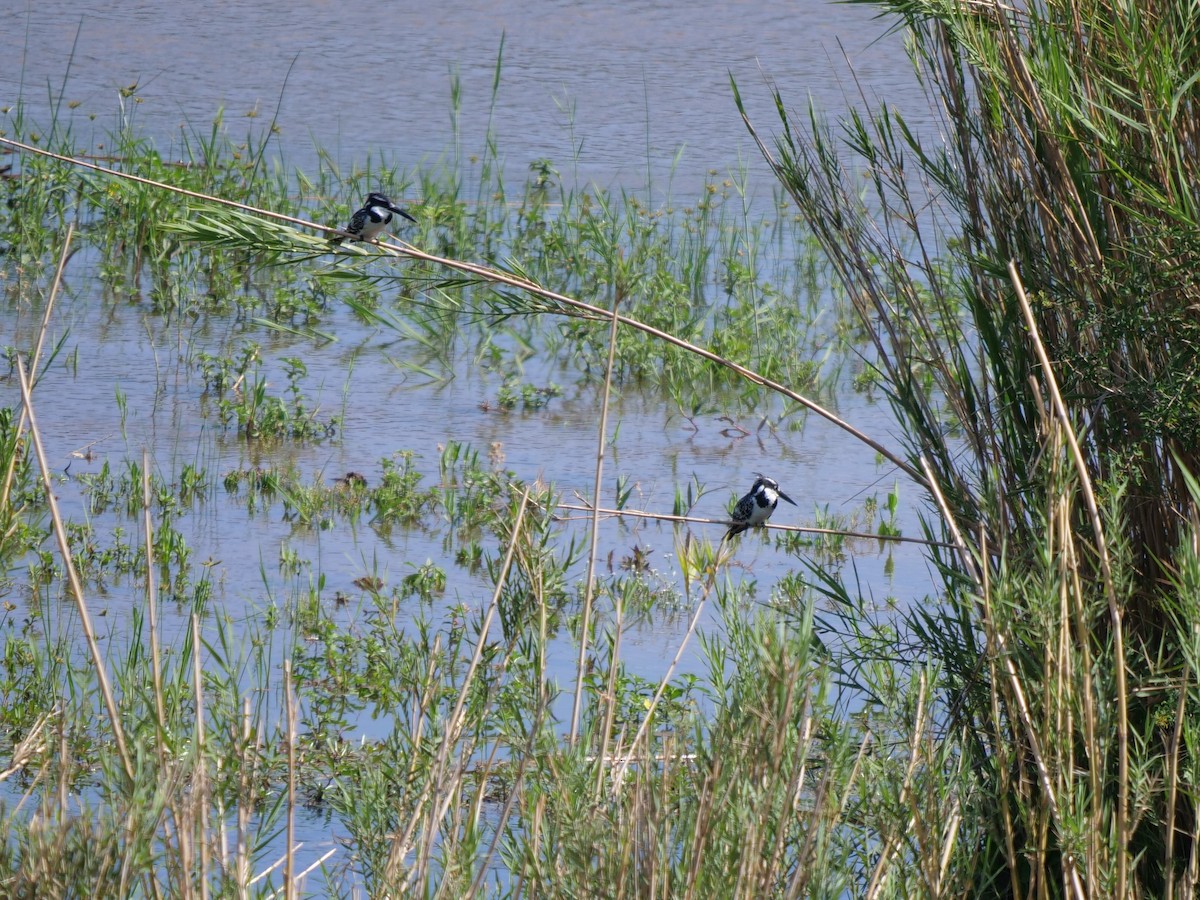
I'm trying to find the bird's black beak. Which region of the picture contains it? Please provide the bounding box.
[777,490,797,506]
[389,204,417,223]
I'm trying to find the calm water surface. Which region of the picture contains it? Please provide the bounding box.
[5,0,929,198]
[2,0,940,890]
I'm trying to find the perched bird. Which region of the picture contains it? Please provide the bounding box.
[723,474,796,542]
[329,191,416,244]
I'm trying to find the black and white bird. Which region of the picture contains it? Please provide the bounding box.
[723,474,796,542]
[330,191,416,245]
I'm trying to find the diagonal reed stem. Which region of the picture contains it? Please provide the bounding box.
[388,487,532,889]
[0,136,924,491]
[1,223,73,511]
[572,289,622,749]
[16,355,135,784]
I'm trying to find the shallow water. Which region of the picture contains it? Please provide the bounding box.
[2,0,940,891]
[3,0,932,200]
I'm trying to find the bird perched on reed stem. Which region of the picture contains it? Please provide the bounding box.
[329,191,416,245]
[723,474,796,542]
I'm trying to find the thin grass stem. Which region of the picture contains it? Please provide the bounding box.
[573,288,621,751]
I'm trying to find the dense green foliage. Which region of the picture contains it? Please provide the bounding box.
[739,0,1200,894]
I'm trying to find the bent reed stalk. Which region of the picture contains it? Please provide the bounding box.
[0,134,922,489]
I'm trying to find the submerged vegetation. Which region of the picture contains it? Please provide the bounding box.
[0,67,888,897]
[3,0,1200,895]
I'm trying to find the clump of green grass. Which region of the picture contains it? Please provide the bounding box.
[196,344,338,441]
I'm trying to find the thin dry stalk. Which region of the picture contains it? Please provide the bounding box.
[251,847,303,888]
[1166,666,1189,900]
[1,223,72,508]
[0,711,53,783]
[142,451,168,757]
[387,488,531,889]
[236,697,254,900]
[1187,805,1200,900]
[595,292,627,780]
[15,356,135,784]
[192,614,211,900]
[866,673,928,899]
[925,451,1077,896]
[983,572,1079,898]
[779,712,814,879]
[400,633,442,803]
[611,542,713,786]
[283,659,297,900]
[937,797,963,896]
[683,754,720,899]
[918,456,983,592]
[984,566,1022,898]
[140,450,193,896]
[572,288,621,750]
[464,699,548,897]
[270,849,336,898]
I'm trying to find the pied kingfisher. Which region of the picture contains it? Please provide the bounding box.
[330,191,416,244]
[723,474,796,542]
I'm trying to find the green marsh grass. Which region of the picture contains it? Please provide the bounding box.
[0,77,946,897]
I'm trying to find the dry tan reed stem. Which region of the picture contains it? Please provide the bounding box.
[923,451,1081,895]
[283,659,297,900]
[0,711,51,783]
[192,614,211,900]
[389,488,531,890]
[1189,805,1200,898]
[160,464,192,900]
[552,501,955,548]
[783,714,816,900]
[142,451,169,761]
[593,294,625,773]
[1166,668,1189,900]
[465,702,546,896]
[918,455,983,591]
[1008,259,1128,893]
[236,697,252,900]
[250,847,302,887]
[611,541,712,787]
[15,356,135,783]
[281,849,338,897]
[865,673,927,899]
[984,557,1081,897]
[571,290,621,749]
[0,136,922,490]
[937,796,963,894]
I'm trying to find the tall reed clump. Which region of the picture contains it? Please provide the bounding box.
[739,0,1200,894]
